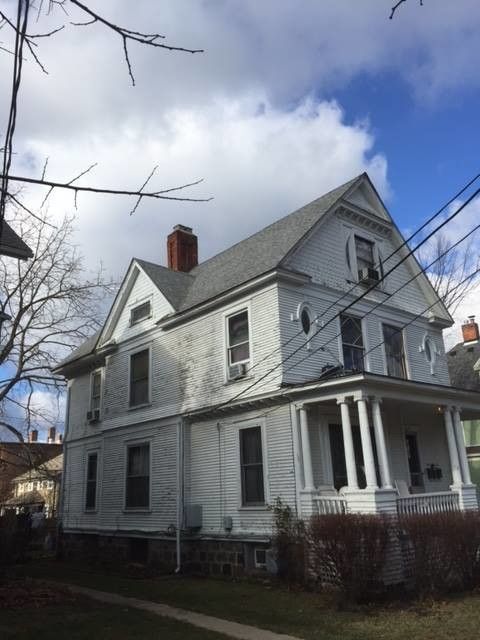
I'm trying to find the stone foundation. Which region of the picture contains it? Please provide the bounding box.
[62,532,270,577]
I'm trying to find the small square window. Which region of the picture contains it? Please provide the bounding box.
[130,301,151,325]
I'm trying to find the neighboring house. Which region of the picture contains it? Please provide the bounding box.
[447,317,480,486]
[3,453,63,518]
[0,429,62,510]
[0,220,34,330]
[55,173,480,574]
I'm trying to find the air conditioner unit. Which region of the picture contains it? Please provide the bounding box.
[86,408,100,423]
[228,362,247,380]
[358,267,380,286]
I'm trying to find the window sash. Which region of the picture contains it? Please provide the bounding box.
[340,314,365,371]
[240,427,265,505]
[91,371,101,410]
[228,311,250,365]
[126,444,150,509]
[131,301,151,325]
[355,236,375,271]
[85,453,98,510]
[129,350,149,406]
[383,324,407,378]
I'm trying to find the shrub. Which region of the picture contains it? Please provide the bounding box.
[269,498,306,584]
[307,513,390,602]
[400,511,480,595]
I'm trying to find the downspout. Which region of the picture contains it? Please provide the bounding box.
[175,417,185,573]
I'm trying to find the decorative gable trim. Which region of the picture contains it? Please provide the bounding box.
[337,204,392,238]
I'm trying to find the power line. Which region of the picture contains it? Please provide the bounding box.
[243,171,480,378]
[220,181,480,409]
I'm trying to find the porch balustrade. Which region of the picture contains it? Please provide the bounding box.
[314,495,348,515]
[396,491,460,516]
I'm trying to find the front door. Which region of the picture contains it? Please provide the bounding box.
[405,432,424,492]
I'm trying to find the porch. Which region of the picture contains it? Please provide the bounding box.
[291,374,480,517]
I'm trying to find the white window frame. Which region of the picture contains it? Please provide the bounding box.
[90,368,103,413]
[294,301,316,349]
[337,312,368,372]
[128,345,152,408]
[236,418,268,510]
[223,302,253,381]
[345,227,384,288]
[130,298,152,326]
[123,439,152,512]
[84,449,100,512]
[381,322,410,379]
[419,332,439,376]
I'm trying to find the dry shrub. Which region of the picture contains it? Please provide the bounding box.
[307,513,390,601]
[269,498,306,585]
[400,511,480,595]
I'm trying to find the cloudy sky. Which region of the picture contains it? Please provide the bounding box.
[1,0,480,348]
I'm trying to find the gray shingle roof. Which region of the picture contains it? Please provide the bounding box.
[135,259,193,310]
[54,330,100,371]
[0,221,33,260]
[447,341,480,391]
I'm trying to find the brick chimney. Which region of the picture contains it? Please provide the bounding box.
[167,225,198,272]
[462,316,479,344]
[47,427,56,444]
[28,429,38,443]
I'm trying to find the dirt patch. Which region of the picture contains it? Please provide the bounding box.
[0,580,76,609]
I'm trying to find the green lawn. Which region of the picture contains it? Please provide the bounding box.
[1,595,227,640]
[17,559,480,640]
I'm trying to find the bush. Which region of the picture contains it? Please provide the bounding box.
[400,511,480,595]
[269,498,306,584]
[307,513,390,601]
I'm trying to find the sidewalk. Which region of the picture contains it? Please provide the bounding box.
[56,582,303,640]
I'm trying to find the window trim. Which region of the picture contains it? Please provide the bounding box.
[338,312,367,372]
[223,302,253,382]
[420,333,438,375]
[344,226,384,288]
[236,419,268,510]
[84,448,100,513]
[128,345,152,409]
[90,368,103,413]
[381,322,409,379]
[124,439,152,512]
[130,299,152,326]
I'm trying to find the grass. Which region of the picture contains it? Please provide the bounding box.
[16,558,480,640]
[0,593,227,640]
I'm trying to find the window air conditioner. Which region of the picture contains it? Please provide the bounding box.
[228,362,247,380]
[86,408,100,423]
[358,267,380,286]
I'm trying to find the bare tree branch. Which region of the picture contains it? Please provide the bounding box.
[390,0,424,20]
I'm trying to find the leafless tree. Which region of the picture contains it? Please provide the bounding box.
[0,205,116,443]
[389,0,424,20]
[420,231,480,315]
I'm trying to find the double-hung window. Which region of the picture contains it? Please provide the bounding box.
[227,310,250,372]
[239,426,265,506]
[355,235,375,272]
[125,443,150,509]
[129,349,149,407]
[85,452,98,511]
[91,370,102,411]
[340,314,365,371]
[383,324,407,378]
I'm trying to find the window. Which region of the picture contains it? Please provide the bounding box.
[383,324,407,378]
[125,443,150,509]
[355,235,375,271]
[130,301,151,325]
[91,370,102,411]
[85,452,98,510]
[240,426,265,505]
[254,548,267,569]
[227,310,250,366]
[340,314,365,371]
[129,349,149,407]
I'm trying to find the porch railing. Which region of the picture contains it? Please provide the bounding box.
[396,491,460,516]
[314,495,348,515]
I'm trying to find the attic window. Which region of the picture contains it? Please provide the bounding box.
[130,301,151,325]
[355,236,375,271]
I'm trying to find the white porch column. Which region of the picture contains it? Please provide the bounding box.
[371,397,393,489]
[355,396,378,489]
[452,406,473,485]
[444,406,463,487]
[337,398,358,489]
[299,405,315,491]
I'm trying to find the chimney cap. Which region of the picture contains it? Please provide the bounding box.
[172,224,193,234]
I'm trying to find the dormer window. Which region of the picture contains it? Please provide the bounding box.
[130,301,151,325]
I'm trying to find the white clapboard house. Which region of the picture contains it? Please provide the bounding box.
[55,173,480,574]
